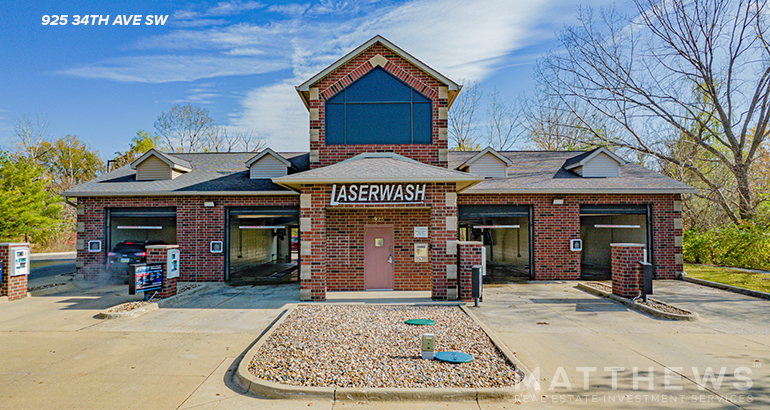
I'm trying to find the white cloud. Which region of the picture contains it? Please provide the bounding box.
[234,79,308,151]
[226,47,266,56]
[206,1,266,16]
[171,1,266,27]
[232,0,564,151]
[57,55,290,83]
[267,3,311,16]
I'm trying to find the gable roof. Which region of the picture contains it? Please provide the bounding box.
[130,149,193,172]
[457,147,513,170]
[273,152,482,192]
[295,35,461,108]
[447,150,695,194]
[563,147,625,170]
[63,152,309,197]
[245,148,293,168]
[63,149,696,198]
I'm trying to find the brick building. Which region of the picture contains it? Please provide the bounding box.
[64,36,694,301]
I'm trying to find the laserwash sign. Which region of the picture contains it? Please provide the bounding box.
[330,184,427,205]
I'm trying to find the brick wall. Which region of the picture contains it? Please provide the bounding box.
[0,243,30,301]
[611,244,645,298]
[458,193,683,280]
[308,43,448,168]
[326,208,432,291]
[299,183,456,301]
[76,195,299,282]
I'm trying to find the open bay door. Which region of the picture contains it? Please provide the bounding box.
[225,206,299,284]
[458,205,532,281]
[579,204,651,280]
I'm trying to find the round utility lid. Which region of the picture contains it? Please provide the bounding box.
[434,351,474,364]
[404,319,435,326]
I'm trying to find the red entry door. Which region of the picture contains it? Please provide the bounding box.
[364,226,394,290]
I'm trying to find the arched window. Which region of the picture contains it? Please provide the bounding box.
[325,67,432,145]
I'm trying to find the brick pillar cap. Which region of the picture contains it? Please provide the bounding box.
[0,242,30,247]
[457,241,483,246]
[610,243,645,248]
[146,244,180,250]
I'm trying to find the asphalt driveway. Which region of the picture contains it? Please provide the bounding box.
[0,280,767,409]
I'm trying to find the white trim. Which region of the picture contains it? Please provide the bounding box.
[244,148,293,168]
[461,188,696,194]
[296,35,460,92]
[458,147,513,169]
[564,147,625,170]
[130,149,192,173]
[272,176,482,184]
[62,191,299,197]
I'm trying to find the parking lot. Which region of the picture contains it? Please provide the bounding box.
[0,280,767,409]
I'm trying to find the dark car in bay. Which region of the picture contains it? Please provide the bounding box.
[106,240,165,283]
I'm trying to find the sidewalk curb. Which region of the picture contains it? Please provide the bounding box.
[234,303,530,402]
[30,283,76,296]
[682,276,770,300]
[577,283,699,321]
[96,283,210,320]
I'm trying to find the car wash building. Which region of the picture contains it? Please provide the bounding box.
[64,35,694,301]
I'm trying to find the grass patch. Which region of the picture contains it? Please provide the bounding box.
[684,264,770,294]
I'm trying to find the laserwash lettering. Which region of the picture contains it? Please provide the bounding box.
[330,184,426,205]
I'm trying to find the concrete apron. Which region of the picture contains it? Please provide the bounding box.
[234,303,533,402]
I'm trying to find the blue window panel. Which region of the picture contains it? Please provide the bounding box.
[346,104,412,144]
[412,89,430,103]
[325,104,345,144]
[412,103,432,144]
[325,66,432,145]
[345,67,412,102]
[326,89,345,104]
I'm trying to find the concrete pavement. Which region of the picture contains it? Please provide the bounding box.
[0,280,767,409]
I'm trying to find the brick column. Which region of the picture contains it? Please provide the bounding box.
[611,243,645,298]
[300,186,327,301]
[0,243,30,301]
[431,185,457,301]
[457,241,483,302]
[145,245,178,298]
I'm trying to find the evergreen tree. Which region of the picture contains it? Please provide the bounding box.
[0,152,63,242]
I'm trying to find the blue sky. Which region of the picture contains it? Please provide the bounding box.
[0,0,621,157]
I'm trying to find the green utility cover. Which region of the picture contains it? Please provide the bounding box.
[434,351,474,363]
[404,319,436,326]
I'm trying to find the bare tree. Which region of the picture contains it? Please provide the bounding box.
[154,104,219,153]
[14,113,51,161]
[210,127,266,153]
[154,104,265,153]
[523,92,605,150]
[486,89,525,151]
[448,80,482,150]
[537,0,770,222]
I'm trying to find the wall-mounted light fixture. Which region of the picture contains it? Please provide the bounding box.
[204,201,215,207]
[553,198,564,205]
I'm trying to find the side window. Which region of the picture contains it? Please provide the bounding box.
[325,67,432,145]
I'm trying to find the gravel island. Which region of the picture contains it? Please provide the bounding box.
[248,305,520,389]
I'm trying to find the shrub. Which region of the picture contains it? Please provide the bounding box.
[683,222,770,270]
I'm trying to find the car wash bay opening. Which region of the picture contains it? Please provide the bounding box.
[226,206,299,284]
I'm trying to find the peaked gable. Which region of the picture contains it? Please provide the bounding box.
[296,35,460,109]
[564,147,625,178]
[130,149,192,181]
